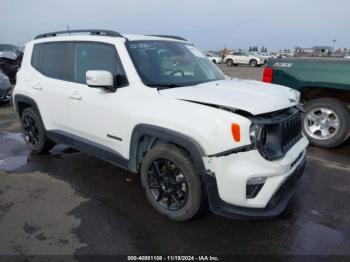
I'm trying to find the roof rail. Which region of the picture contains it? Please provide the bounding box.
[34,29,123,39]
[147,35,188,41]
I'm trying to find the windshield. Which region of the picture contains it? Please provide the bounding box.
[127,41,225,88]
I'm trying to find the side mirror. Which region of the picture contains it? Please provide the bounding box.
[86,70,116,92]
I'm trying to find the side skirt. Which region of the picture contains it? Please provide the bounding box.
[46,130,129,170]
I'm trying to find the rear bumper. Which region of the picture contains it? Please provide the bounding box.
[205,156,306,219]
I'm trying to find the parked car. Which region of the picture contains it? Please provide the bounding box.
[223,51,264,67]
[0,44,23,84]
[205,53,222,64]
[0,44,21,60]
[260,52,272,63]
[263,58,350,148]
[0,70,12,103]
[14,29,308,221]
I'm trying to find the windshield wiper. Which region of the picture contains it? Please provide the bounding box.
[147,83,182,89]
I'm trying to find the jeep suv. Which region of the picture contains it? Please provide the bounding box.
[14,30,308,221]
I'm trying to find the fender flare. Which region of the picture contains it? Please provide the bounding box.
[13,94,44,126]
[128,124,206,175]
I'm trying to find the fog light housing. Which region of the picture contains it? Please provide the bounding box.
[246,177,266,199]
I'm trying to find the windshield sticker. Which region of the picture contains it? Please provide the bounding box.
[273,62,292,67]
[186,46,206,58]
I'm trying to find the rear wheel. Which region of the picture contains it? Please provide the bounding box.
[21,107,54,154]
[226,59,234,67]
[303,98,350,148]
[140,144,203,221]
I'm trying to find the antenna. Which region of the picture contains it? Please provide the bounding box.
[67,24,71,35]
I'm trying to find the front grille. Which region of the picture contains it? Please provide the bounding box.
[254,107,303,160]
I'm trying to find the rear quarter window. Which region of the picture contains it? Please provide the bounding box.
[31,44,42,71]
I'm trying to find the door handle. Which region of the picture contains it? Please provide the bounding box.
[32,84,42,90]
[68,92,82,100]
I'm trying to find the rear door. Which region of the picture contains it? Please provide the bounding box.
[233,52,244,64]
[240,52,249,64]
[30,42,73,132]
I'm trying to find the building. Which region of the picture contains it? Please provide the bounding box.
[294,46,333,57]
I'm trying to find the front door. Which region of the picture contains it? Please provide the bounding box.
[66,42,129,159]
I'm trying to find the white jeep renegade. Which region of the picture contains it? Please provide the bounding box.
[14,30,308,221]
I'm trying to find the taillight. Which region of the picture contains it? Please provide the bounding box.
[263,67,273,83]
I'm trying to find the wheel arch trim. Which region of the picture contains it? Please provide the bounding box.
[13,94,45,126]
[128,124,206,175]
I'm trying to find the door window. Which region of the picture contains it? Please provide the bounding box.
[42,42,74,81]
[74,43,127,86]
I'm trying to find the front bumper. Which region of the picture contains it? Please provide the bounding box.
[203,136,308,219]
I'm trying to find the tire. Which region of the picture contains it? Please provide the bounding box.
[140,143,203,221]
[226,59,233,67]
[302,98,350,148]
[212,59,217,64]
[20,107,54,154]
[249,59,258,67]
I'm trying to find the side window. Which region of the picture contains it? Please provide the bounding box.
[74,43,128,86]
[31,44,42,71]
[42,42,74,81]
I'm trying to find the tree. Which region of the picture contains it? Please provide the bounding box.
[261,46,264,53]
[249,46,252,51]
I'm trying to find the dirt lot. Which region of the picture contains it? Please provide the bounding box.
[0,67,349,258]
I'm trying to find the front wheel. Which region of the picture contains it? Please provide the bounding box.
[303,98,350,148]
[140,144,203,221]
[249,59,258,67]
[226,59,234,67]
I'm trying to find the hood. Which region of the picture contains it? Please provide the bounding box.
[0,51,18,60]
[159,80,299,115]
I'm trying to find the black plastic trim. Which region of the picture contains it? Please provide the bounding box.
[205,157,306,220]
[208,145,253,158]
[13,94,43,120]
[47,130,128,169]
[107,134,122,141]
[129,124,206,174]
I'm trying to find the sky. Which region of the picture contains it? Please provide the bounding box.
[1,0,349,51]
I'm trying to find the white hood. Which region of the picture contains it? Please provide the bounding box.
[159,79,299,115]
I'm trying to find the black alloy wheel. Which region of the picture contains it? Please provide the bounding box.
[20,107,54,154]
[147,159,189,211]
[22,115,40,148]
[140,143,203,221]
